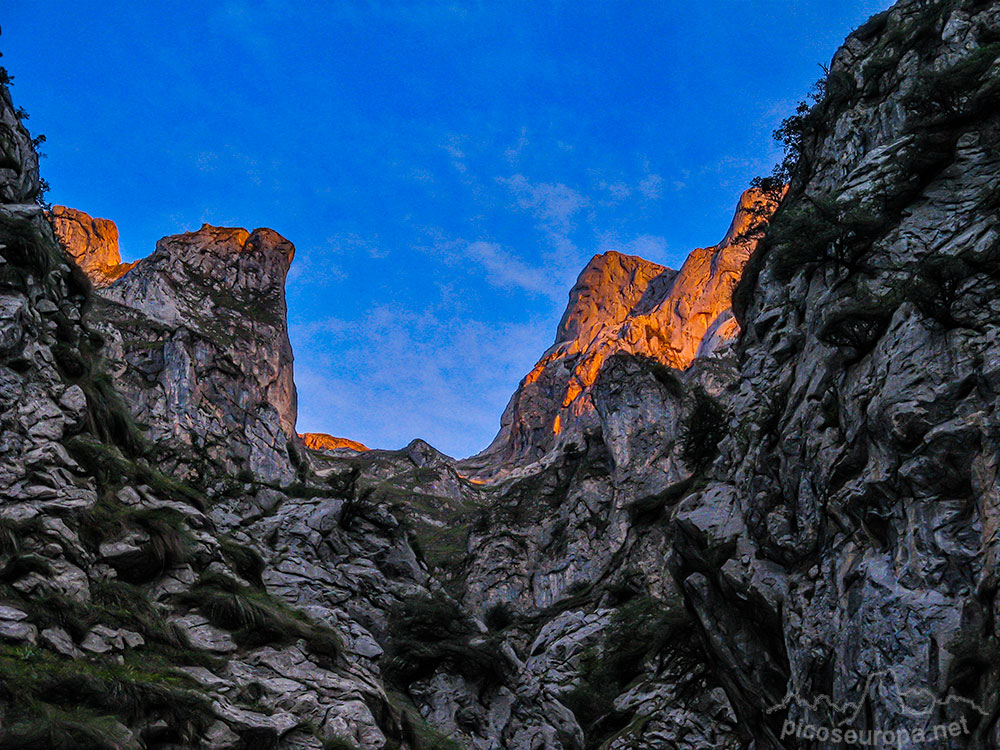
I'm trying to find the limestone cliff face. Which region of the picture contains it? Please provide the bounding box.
[57,214,300,483]
[0,84,452,750]
[49,205,135,286]
[472,188,778,473]
[471,251,674,470]
[0,85,40,204]
[7,1,1000,748]
[0,86,358,748]
[404,1,1000,747]
[678,1,1000,744]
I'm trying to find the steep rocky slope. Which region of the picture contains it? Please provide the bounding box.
[469,188,778,475]
[396,0,1000,746]
[24,159,764,749]
[682,0,1000,745]
[0,88,463,748]
[3,0,1000,747]
[57,215,302,485]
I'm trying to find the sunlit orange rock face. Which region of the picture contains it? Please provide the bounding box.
[473,187,781,470]
[300,432,369,452]
[49,205,136,286]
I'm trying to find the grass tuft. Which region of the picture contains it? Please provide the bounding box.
[384,593,507,687]
[219,537,265,587]
[0,645,213,747]
[179,572,343,660]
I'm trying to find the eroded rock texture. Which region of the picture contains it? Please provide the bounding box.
[4,0,1000,748]
[82,219,301,484]
[0,85,39,204]
[387,0,1000,746]
[695,0,1000,744]
[471,188,778,475]
[0,83,452,748]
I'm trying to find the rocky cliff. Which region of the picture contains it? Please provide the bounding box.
[49,205,134,287]
[469,188,779,475]
[0,87,435,749]
[3,0,1000,748]
[58,215,302,484]
[381,0,1000,745]
[684,0,1000,744]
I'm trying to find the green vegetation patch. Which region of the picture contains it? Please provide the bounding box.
[562,595,688,749]
[219,536,266,587]
[385,691,464,750]
[0,644,213,748]
[179,571,342,660]
[907,42,1000,123]
[383,592,507,687]
[67,434,205,510]
[680,388,727,473]
[368,471,485,574]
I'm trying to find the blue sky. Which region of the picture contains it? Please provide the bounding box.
[5,1,891,457]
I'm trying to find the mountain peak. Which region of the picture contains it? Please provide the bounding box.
[300,432,369,452]
[555,251,674,347]
[62,214,303,482]
[469,187,781,473]
[180,224,296,263]
[151,224,295,275]
[49,205,135,286]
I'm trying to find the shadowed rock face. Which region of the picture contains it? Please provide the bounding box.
[0,101,432,747]
[686,1,1000,742]
[469,187,779,474]
[410,2,1000,746]
[49,205,135,286]
[0,86,39,204]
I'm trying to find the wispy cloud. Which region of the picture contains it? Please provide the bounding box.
[292,306,552,457]
[326,232,389,260]
[286,233,387,287]
[289,131,694,454]
[464,240,564,301]
[498,174,589,235]
[409,167,435,183]
[414,230,565,303]
[496,173,591,274]
[503,127,530,165]
[598,180,631,205]
[441,136,468,174]
[638,173,663,200]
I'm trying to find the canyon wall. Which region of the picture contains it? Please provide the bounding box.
[2,0,999,748]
